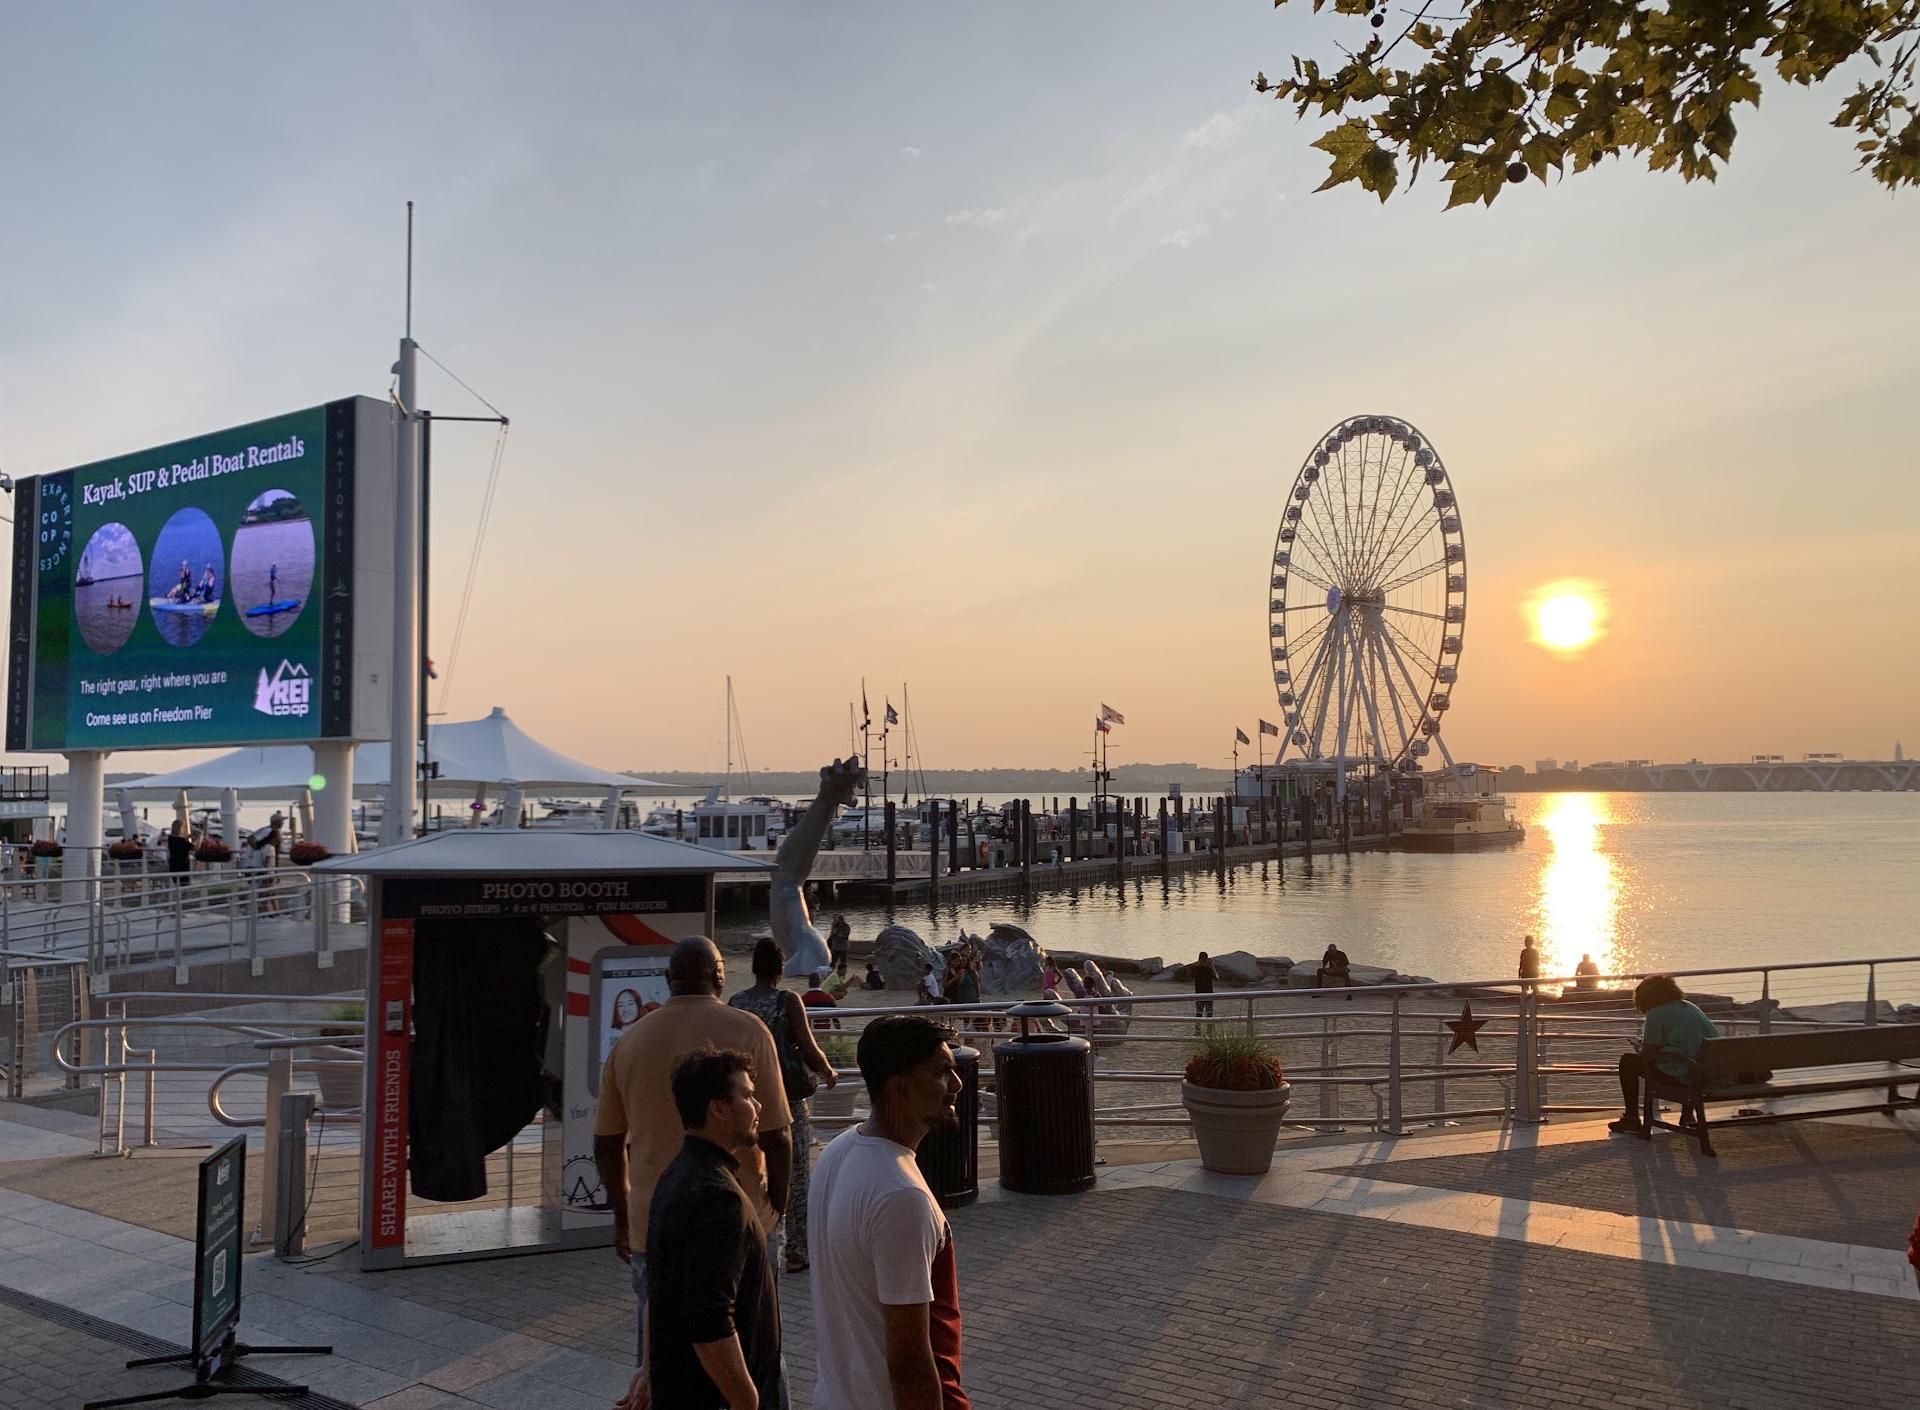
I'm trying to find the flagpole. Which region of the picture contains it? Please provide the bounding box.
[861,677,871,853]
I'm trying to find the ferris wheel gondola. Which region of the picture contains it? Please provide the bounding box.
[1268,414,1466,794]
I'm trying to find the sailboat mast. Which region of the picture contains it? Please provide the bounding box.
[724,675,733,801]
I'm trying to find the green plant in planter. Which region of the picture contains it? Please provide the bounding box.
[1184,1030,1285,1090]
[819,1034,859,1069]
[1181,1028,1292,1175]
[319,1002,364,1039]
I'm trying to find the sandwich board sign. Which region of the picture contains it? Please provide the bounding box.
[192,1136,247,1375]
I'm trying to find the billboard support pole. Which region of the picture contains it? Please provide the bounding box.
[64,750,106,913]
[383,208,421,846]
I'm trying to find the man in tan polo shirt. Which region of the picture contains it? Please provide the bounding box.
[595,936,792,1407]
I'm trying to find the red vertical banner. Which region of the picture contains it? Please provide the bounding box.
[370,918,413,1251]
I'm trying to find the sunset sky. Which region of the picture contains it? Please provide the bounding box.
[2,4,1915,778]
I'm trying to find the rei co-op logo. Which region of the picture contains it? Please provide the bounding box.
[254,660,312,718]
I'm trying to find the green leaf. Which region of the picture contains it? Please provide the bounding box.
[1311,117,1378,190]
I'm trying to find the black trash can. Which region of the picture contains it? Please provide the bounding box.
[915,1044,979,1207]
[995,1001,1096,1195]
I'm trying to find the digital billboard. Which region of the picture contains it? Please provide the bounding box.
[6,398,396,752]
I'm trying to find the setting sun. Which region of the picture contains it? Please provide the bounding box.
[1527,580,1606,654]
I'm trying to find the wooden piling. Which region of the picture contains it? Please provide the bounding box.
[1068,799,1080,862]
[885,800,897,885]
[927,800,940,906]
[1020,799,1033,888]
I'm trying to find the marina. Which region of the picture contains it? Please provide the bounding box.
[1,8,1915,1409]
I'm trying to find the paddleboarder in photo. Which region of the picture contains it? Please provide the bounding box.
[268,562,278,601]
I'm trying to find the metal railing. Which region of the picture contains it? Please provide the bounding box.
[0,865,366,979]
[812,953,1920,1141]
[50,991,362,1157]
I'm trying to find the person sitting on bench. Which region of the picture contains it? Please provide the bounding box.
[1317,943,1354,999]
[1610,974,1719,1136]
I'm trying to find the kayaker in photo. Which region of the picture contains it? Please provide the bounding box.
[171,559,193,601]
[198,563,219,601]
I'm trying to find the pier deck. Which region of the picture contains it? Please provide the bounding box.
[2,1103,1913,1408]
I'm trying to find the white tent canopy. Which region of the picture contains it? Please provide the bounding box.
[116,706,669,799]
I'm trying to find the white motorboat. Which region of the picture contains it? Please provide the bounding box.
[1395,769,1524,851]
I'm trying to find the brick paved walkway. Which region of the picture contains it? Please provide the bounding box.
[320,1182,1919,1410]
[1352,1119,1920,1248]
[8,1102,1918,1409]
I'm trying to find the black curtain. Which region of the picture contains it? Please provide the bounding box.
[408,917,550,1202]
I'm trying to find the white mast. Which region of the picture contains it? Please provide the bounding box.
[382,202,422,846]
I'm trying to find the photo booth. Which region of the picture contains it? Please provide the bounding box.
[315,831,773,1270]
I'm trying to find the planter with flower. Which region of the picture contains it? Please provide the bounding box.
[108,840,145,862]
[194,840,233,866]
[810,1033,862,1120]
[1181,1030,1291,1175]
[289,841,331,867]
[30,839,63,860]
[313,1002,366,1110]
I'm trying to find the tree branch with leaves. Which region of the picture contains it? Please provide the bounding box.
[1255,0,1920,206]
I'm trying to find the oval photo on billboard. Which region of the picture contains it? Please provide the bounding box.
[147,507,225,647]
[232,490,314,639]
[75,522,144,655]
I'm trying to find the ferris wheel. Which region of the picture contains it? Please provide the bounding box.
[1268,414,1466,785]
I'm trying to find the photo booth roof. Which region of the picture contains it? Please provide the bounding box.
[311,828,778,876]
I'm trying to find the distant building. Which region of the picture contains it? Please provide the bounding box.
[1535,758,1558,773]
[1752,754,1786,764]
[1624,759,1652,768]
[1503,764,1527,775]
[1590,760,1624,771]
[1898,742,1907,762]
[1563,759,1579,772]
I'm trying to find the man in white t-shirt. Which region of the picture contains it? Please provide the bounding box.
[808,1015,970,1410]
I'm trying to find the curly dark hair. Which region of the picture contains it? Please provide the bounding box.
[1632,974,1685,1014]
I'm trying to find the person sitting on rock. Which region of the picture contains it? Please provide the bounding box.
[1317,944,1354,998]
[862,962,885,991]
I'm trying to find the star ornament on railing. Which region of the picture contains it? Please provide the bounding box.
[1445,1001,1487,1055]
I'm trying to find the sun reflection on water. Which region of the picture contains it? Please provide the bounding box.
[1535,793,1619,978]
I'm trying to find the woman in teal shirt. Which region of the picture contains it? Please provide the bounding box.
[1610,974,1719,1135]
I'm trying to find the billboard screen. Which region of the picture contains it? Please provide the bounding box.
[6,397,394,751]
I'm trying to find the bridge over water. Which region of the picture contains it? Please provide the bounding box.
[1581,759,1918,792]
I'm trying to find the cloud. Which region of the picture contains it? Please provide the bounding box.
[945,207,1008,228]
[899,145,921,162]
[1184,110,1242,150]
[882,231,919,243]
[1159,223,1210,250]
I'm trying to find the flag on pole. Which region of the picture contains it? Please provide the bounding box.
[1095,717,1112,734]
[1235,727,1252,746]
[1259,720,1279,737]
[1100,704,1126,725]
[861,680,870,728]
[884,702,900,727]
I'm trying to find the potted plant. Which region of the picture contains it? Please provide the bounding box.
[194,839,233,865]
[1181,1030,1291,1175]
[30,838,62,859]
[811,1034,860,1120]
[289,840,331,867]
[312,1002,365,1110]
[108,840,145,866]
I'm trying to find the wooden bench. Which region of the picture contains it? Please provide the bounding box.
[1641,1025,1920,1157]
